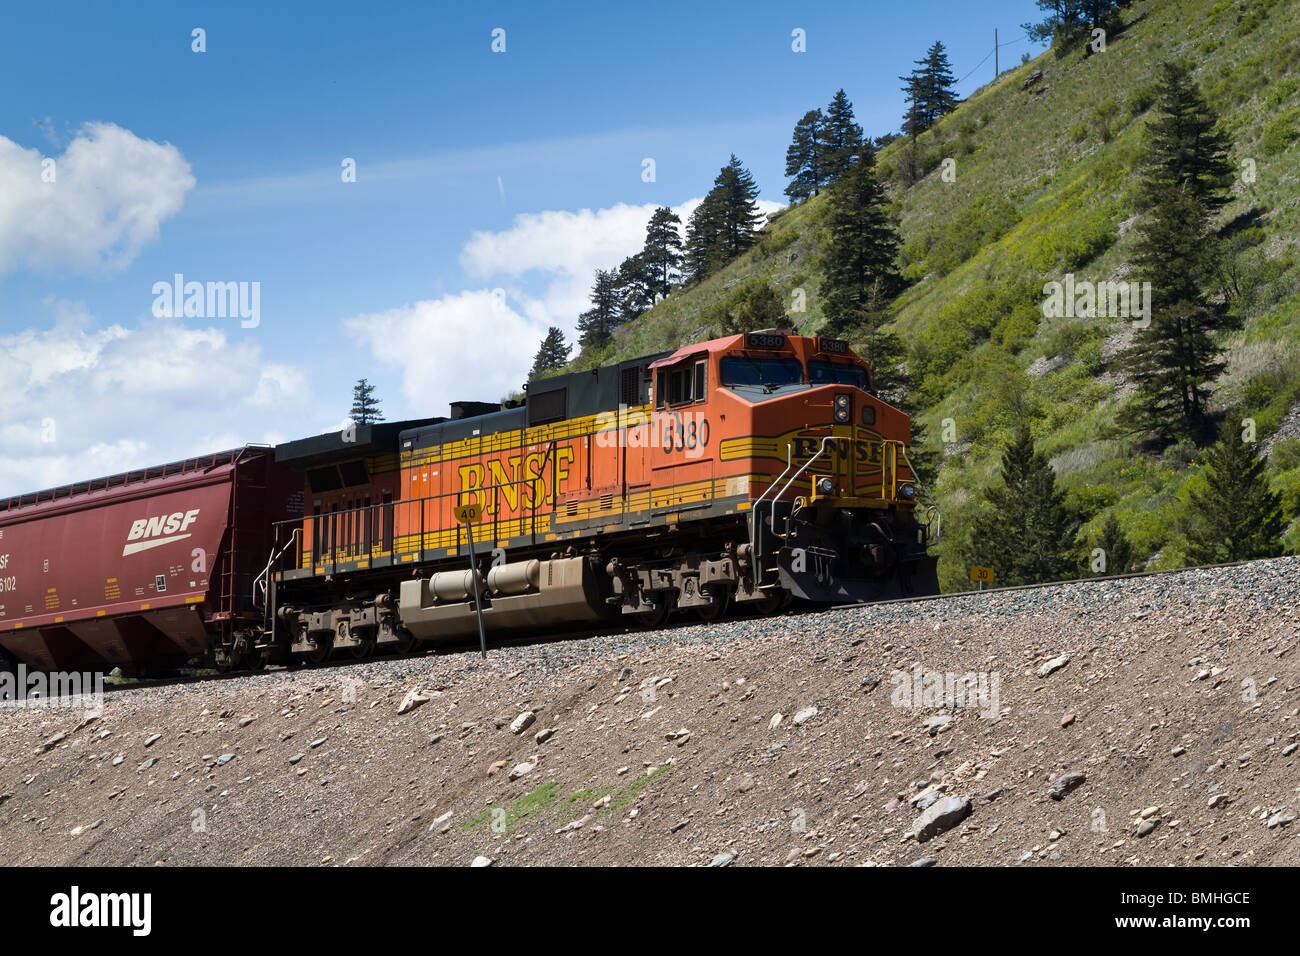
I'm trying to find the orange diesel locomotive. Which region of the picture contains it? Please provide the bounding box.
[258,331,939,667]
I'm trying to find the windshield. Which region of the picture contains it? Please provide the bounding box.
[719,356,805,389]
[809,360,871,391]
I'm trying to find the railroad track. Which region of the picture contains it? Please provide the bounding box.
[88,555,1273,699]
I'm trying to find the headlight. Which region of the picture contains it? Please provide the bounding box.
[816,477,835,496]
[898,482,917,500]
[833,394,851,423]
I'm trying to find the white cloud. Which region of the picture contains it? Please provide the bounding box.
[0,122,194,274]
[349,196,785,420]
[0,306,309,497]
[344,290,540,411]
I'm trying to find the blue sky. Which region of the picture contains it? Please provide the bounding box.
[0,0,1047,495]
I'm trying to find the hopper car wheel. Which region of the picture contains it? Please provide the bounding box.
[751,588,791,616]
[694,588,732,623]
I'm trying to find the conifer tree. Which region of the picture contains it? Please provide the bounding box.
[1119,62,1236,441]
[349,378,382,425]
[616,252,657,321]
[968,424,1080,585]
[576,269,622,350]
[784,108,828,202]
[1184,422,1285,563]
[642,206,684,299]
[528,327,571,379]
[1094,513,1132,574]
[1137,61,1233,214]
[684,155,764,282]
[820,144,901,337]
[822,90,864,182]
[899,43,959,136]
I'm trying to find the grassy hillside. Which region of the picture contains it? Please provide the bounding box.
[580,0,1300,591]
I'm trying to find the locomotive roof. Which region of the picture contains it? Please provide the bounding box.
[275,417,445,468]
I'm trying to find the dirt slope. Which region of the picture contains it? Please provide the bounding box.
[2,558,1298,867]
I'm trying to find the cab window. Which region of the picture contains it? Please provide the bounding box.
[719,356,805,388]
[656,359,707,408]
[808,360,871,391]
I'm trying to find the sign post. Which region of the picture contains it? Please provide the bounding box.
[453,502,488,658]
[969,565,995,592]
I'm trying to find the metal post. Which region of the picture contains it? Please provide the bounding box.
[465,519,488,658]
[995,29,998,79]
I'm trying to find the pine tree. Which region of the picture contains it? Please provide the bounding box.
[899,43,959,137]
[1137,61,1234,214]
[684,155,764,283]
[919,42,959,124]
[1184,422,1285,563]
[576,269,622,350]
[820,144,901,337]
[784,108,828,202]
[642,206,684,299]
[968,425,1080,586]
[1023,0,1125,48]
[349,378,382,425]
[616,252,657,321]
[528,327,571,379]
[899,70,927,140]
[1094,513,1132,574]
[822,90,864,182]
[1118,63,1236,441]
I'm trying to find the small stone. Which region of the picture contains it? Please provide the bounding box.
[793,706,818,725]
[1134,818,1159,837]
[216,753,235,766]
[923,714,952,735]
[1171,746,1186,757]
[769,713,783,730]
[470,855,494,867]
[709,852,734,867]
[908,857,938,867]
[534,727,555,744]
[143,733,162,748]
[398,690,430,714]
[429,810,454,832]
[137,757,157,772]
[487,760,508,776]
[1266,810,1295,829]
[1049,772,1085,801]
[507,761,535,781]
[289,753,305,765]
[1208,794,1229,808]
[40,731,69,752]
[1036,654,1070,678]
[1282,743,1298,757]
[912,796,972,842]
[1060,714,1076,728]
[238,716,256,728]
[509,711,536,735]
[309,737,327,749]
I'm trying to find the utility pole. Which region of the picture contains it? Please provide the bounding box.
[994,28,999,79]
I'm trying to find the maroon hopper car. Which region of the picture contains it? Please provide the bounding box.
[0,447,299,675]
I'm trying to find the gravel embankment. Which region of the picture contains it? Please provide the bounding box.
[1,557,1298,866]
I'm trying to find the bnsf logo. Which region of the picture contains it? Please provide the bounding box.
[122,509,200,557]
[0,554,7,569]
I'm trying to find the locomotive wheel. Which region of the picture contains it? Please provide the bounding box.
[305,639,332,665]
[695,588,731,623]
[351,639,376,661]
[394,628,419,655]
[246,649,268,672]
[634,602,670,629]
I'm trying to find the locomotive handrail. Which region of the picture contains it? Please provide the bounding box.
[773,434,834,505]
[747,444,793,553]
[896,443,942,543]
[254,528,300,608]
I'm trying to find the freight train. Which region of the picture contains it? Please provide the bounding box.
[0,331,939,676]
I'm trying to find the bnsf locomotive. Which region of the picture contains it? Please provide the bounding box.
[0,332,939,675]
